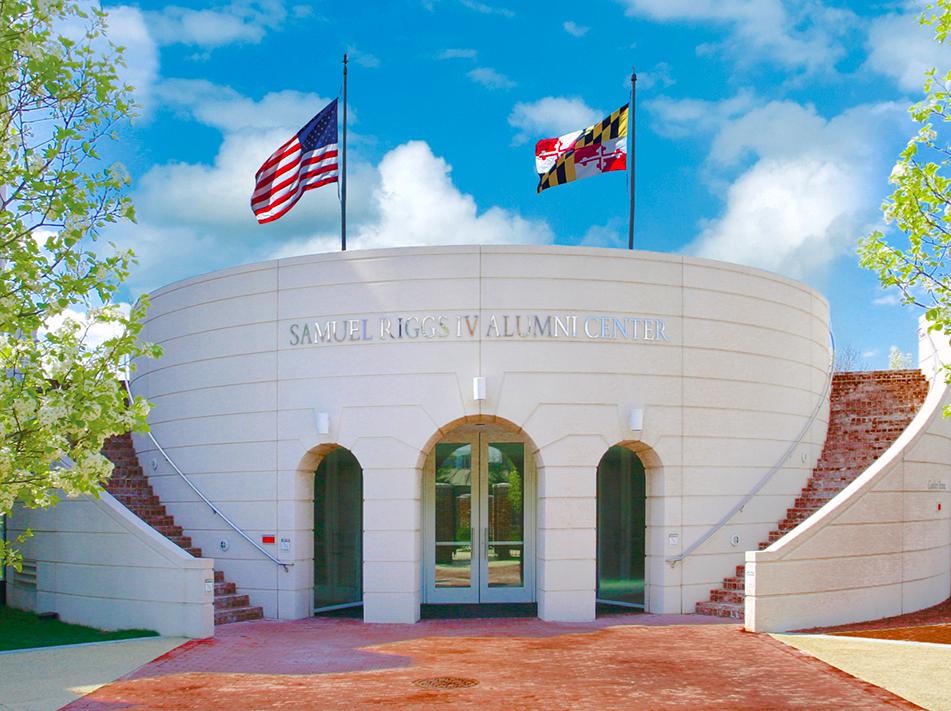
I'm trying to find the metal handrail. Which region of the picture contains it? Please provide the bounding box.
[666,330,836,566]
[122,379,293,571]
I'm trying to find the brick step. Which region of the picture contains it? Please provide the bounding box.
[215,581,236,595]
[710,589,744,604]
[696,601,744,619]
[123,504,168,518]
[153,523,184,538]
[214,593,251,610]
[793,500,833,510]
[215,606,264,625]
[723,577,745,592]
[107,486,153,497]
[107,477,150,487]
[167,534,193,548]
[103,456,141,466]
[109,469,146,479]
[111,494,161,507]
[139,514,175,528]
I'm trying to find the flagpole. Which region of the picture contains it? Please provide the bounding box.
[628,67,637,251]
[341,53,348,252]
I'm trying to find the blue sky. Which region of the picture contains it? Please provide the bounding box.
[99,0,951,367]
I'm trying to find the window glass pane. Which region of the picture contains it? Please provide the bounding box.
[597,446,646,606]
[435,443,473,588]
[314,448,363,609]
[487,442,524,588]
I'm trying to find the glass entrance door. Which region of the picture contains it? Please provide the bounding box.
[596,446,646,608]
[424,429,534,604]
[314,448,363,611]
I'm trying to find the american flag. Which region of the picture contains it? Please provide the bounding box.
[251,99,339,224]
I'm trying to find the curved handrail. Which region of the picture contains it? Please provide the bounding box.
[666,330,836,566]
[122,379,293,572]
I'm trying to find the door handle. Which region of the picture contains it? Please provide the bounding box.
[483,527,488,560]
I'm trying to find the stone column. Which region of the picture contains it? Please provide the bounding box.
[362,466,421,623]
[536,459,597,622]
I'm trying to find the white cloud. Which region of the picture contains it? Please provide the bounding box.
[467,67,516,89]
[578,220,626,248]
[145,0,287,48]
[864,11,951,91]
[563,21,589,37]
[348,46,380,68]
[635,62,675,91]
[690,158,861,276]
[873,292,901,306]
[438,48,477,59]
[459,0,514,17]
[685,100,909,278]
[508,96,602,145]
[617,0,855,73]
[272,141,552,257]
[107,82,549,293]
[861,349,878,359]
[154,79,334,133]
[105,6,160,115]
[43,304,132,350]
[645,90,755,139]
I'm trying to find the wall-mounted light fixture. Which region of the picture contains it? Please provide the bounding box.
[473,376,486,401]
[629,407,644,432]
[315,410,330,435]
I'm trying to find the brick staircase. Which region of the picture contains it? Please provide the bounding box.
[696,369,931,620]
[102,433,264,625]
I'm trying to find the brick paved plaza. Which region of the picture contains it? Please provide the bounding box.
[64,616,915,710]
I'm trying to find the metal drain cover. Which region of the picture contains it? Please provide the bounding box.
[413,676,479,690]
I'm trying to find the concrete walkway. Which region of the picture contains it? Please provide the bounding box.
[62,616,915,710]
[776,633,951,711]
[0,637,185,711]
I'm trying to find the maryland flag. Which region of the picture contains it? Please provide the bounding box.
[535,104,629,193]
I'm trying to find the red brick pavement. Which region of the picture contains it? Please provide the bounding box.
[797,595,951,635]
[65,615,917,710]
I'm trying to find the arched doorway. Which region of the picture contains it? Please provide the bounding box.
[421,422,536,605]
[596,446,646,608]
[314,447,363,612]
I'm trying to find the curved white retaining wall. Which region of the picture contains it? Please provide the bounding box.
[745,328,951,632]
[131,245,831,622]
[8,490,214,638]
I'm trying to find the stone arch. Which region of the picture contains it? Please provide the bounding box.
[418,415,542,607]
[416,414,544,471]
[595,440,663,611]
[300,444,365,613]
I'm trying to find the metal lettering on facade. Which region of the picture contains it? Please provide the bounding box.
[287,313,672,346]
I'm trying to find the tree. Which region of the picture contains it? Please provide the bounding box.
[859,0,951,402]
[833,343,868,372]
[0,1,158,570]
[888,345,914,370]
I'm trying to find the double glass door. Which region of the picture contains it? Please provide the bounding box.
[423,430,534,604]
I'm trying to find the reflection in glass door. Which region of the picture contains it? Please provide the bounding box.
[314,448,363,612]
[434,442,475,594]
[483,442,525,597]
[424,429,534,604]
[596,446,646,607]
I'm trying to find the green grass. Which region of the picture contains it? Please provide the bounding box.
[0,606,158,652]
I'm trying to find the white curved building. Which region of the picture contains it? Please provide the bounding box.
[130,245,831,623]
[8,245,947,636]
